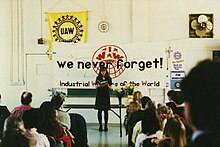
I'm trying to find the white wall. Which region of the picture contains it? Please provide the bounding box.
[0,0,220,123]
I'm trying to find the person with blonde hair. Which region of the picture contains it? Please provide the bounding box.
[133,91,143,106]
[157,115,186,147]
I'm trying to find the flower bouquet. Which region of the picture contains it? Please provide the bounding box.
[113,82,137,105]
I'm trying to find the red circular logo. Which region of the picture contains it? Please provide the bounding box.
[92,45,127,79]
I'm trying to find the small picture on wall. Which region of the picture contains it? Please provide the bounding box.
[189,13,213,38]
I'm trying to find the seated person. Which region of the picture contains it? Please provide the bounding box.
[124,101,140,135]
[11,91,33,117]
[156,106,174,131]
[132,100,159,144]
[134,108,162,147]
[0,94,10,132]
[1,116,29,147]
[37,101,65,140]
[127,96,151,146]
[181,59,220,146]
[165,90,176,111]
[157,115,186,147]
[51,92,71,130]
[22,108,50,147]
[38,101,72,147]
[133,91,143,106]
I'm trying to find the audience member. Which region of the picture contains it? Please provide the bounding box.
[127,96,151,146]
[51,92,71,130]
[165,90,176,111]
[1,116,29,147]
[0,94,10,133]
[133,91,143,106]
[157,106,174,131]
[157,103,163,109]
[22,108,50,147]
[157,115,186,147]
[11,91,33,117]
[37,101,65,140]
[134,108,162,147]
[124,100,140,135]
[132,100,158,143]
[38,101,73,147]
[171,91,185,120]
[181,59,220,147]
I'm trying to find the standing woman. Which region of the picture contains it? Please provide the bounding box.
[95,66,112,131]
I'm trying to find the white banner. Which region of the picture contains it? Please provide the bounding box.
[52,42,167,89]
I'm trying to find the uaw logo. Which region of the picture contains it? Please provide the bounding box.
[52,15,83,43]
[92,45,127,79]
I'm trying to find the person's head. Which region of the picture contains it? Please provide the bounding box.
[157,106,169,121]
[167,90,175,101]
[40,101,56,119]
[145,100,156,111]
[140,96,151,109]
[3,116,25,135]
[22,108,42,129]
[141,108,160,135]
[128,101,140,113]
[163,115,186,147]
[99,66,108,77]
[171,91,184,105]
[133,91,143,103]
[51,92,65,110]
[20,91,32,105]
[2,117,29,147]
[181,59,220,131]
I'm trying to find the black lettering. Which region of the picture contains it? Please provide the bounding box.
[65,28,68,34]
[67,61,74,68]
[60,28,64,35]
[130,61,137,69]
[117,59,123,68]
[146,61,152,68]
[138,61,145,71]
[85,62,91,69]
[68,28,74,34]
[57,61,66,68]
[124,61,130,68]
[77,61,84,69]
[92,62,99,68]
[153,58,160,68]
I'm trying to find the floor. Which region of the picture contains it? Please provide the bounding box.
[87,123,128,147]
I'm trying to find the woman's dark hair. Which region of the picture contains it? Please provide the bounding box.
[22,108,42,129]
[40,101,57,120]
[171,91,184,105]
[51,93,64,110]
[3,116,25,135]
[140,96,151,109]
[2,117,29,147]
[142,108,160,135]
[167,90,175,97]
[38,101,64,139]
[98,67,109,77]
[21,91,32,105]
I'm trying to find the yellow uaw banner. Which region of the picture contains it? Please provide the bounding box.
[48,11,88,43]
